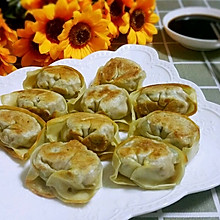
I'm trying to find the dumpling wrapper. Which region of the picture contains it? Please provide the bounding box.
[79,84,132,131]
[1,89,68,121]
[22,65,86,111]
[91,57,146,93]
[0,105,45,160]
[26,140,103,204]
[44,112,120,160]
[110,136,186,189]
[130,83,197,119]
[128,110,200,162]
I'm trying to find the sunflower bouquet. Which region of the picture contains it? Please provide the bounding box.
[0,0,159,76]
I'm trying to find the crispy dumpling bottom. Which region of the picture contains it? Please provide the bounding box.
[128,110,200,162]
[0,105,45,160]
[26,140,103,204]
[110,136,186,189]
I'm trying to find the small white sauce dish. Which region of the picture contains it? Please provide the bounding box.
[162,7,220,51]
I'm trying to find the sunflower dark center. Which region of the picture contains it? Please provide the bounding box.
[69,22,91,48]
[130,9,145,31]
[46,18,65,43]
[110,0,123,18]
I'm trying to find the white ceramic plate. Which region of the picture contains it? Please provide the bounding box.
[163,7,220,51]
[1,45,220,220]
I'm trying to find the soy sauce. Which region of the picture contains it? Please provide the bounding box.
[168,15,220,40]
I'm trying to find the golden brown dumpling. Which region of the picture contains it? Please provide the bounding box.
[91,57,146,93]
[110,136,186,189]
[79,84,132,131]
[45,112,120,160]
[128,110,200,162]
[130,83,197,119]
[26,140,103,204]
[22,65,86,111]
[0,105,45,160]
[1,89,68,121]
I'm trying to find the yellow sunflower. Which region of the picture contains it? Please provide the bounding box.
[93,0,119,38]
[78,0,118,38]
[0,9,17,49]
[58,5,111,59]
[125,0,159,44]
[31,0,79,60]
[107,0,127,27]
[13,21,53,67]
[0,46,17,76]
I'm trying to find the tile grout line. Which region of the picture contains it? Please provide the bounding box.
[173,61,220,64]
[199,86,219,89]
[211,188,220,217]
[142,211,220,218]
[158,212,220,218]
[156,6,173,64]
[177,0,184,8]
[202,51,220,90]
[203,0,211,8]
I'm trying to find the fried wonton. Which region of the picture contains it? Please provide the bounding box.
[22,65,86,111]
[128,110,200,162]
[110,136,186,189]
[91,57,146,93]
[26,140,103,204]
[1,89,68,121]
[79,84,132,131]
[0,105,45,160]
[130,83,197,119]
[44,112,120,160]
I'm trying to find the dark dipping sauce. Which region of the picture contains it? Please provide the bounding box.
[168,15,220,40]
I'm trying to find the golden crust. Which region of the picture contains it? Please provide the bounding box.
[26,140,103,204]
[40,65,81,80]
[22,65,86,111]
[128,110,200,161]
[117,136,170,160]
[92,57,146,93]
[45,112,120,160]
[0,105,45,160]
[79,84,132,130]
[110,136,186,189]
[130,83,197,119]
[23,65,83,87]
[1,89,68,121]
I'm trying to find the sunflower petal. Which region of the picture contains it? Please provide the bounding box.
[148,13,160,24]
[127,28,137,44]
[49,44,61,60]
[43,4,55,20]
[64,44,73,58]
[13,39,30,56]
[21,51,34,67]
[144,23,158,35]
[39,39,51,54]
[72,48,81,59]
[119,12,130,34]
[33,32,46,44]
[136,31,147,45]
